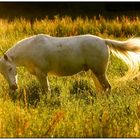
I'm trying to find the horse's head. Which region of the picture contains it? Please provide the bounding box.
[0,54,17,90]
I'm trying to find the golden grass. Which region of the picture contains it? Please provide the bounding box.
[0,16,140,137]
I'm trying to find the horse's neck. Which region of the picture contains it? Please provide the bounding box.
[6,45,23,67]
[6,35,38,67]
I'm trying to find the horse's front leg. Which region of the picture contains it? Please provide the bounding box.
[35,69,51,93]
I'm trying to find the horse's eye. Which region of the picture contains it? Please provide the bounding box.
[9,68,12,71]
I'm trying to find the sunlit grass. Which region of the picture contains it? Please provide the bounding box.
[0,16,140,137]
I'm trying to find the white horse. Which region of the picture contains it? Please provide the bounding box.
[1,34,140,92]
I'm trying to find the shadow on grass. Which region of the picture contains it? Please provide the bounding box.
[8,79,98,107]
[69,79,97,103]
[9,82,62,108]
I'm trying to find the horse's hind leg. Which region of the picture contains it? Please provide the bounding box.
[91,72,104,92]
[91,70,111,93]
[90,45,111,93]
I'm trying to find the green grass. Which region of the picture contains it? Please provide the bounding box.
[0,16,140,137]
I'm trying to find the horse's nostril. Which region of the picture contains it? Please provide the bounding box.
[10,85,18,90]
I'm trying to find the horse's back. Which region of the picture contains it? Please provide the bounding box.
[8,34,109,76]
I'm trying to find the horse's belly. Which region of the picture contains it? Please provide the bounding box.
[48,65,84,76]
[49,69,81,76]
[49,64,89,76]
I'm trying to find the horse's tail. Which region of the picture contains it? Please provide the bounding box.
[104,38,140,81]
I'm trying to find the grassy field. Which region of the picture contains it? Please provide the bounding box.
[0,16,140,137]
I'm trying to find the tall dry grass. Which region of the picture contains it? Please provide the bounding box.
[0,16,140,137]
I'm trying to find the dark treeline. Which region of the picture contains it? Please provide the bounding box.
[0,2,140,20]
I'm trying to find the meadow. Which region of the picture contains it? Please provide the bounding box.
[0,15,140,137]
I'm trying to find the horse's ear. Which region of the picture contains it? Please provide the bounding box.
[4,54,9,61]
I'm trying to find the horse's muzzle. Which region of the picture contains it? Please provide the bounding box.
[10,84,18,90]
